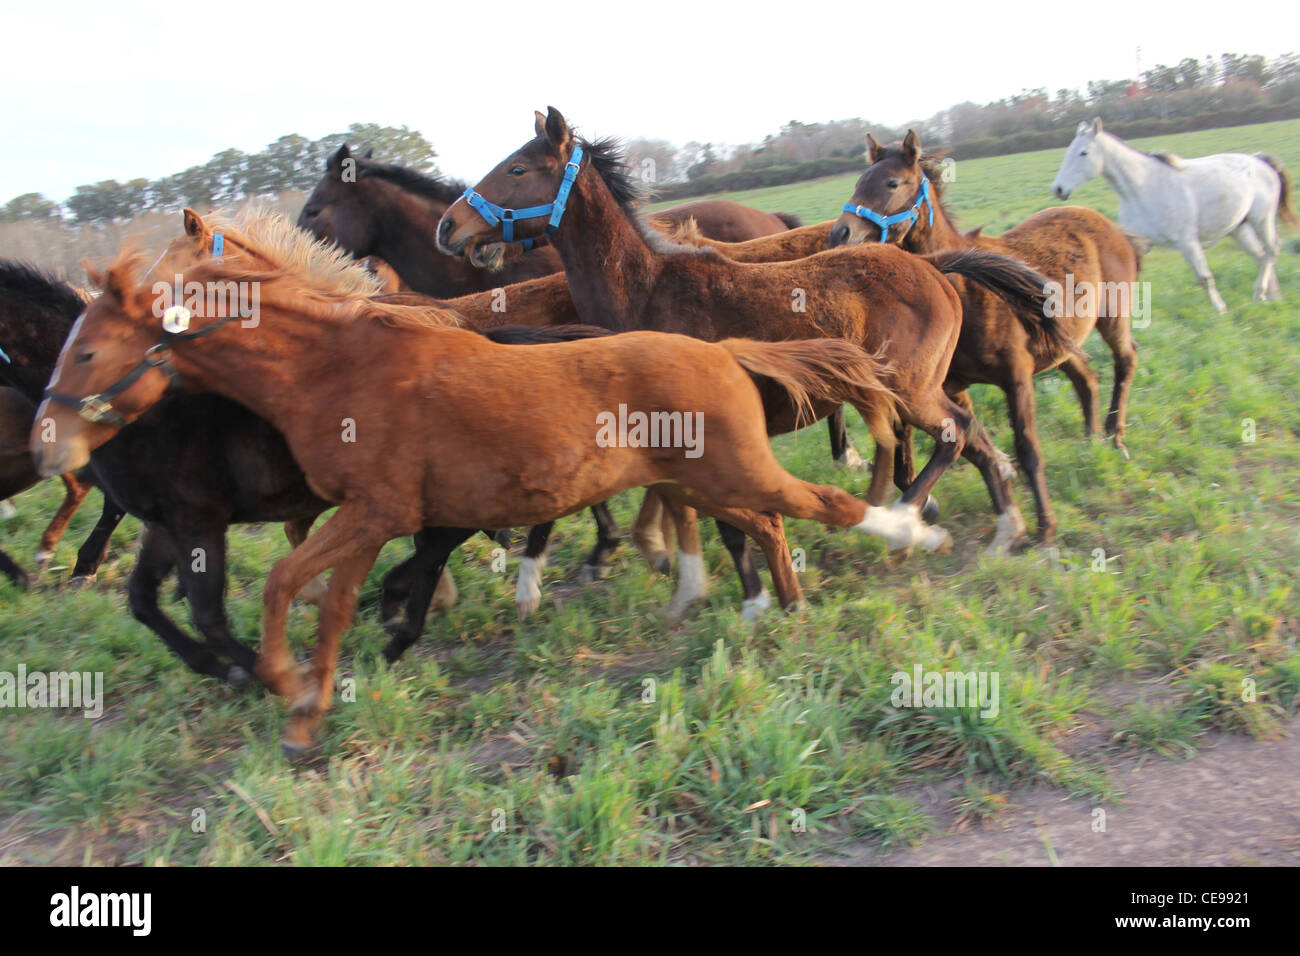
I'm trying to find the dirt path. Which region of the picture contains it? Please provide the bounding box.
[835,720,1300,866]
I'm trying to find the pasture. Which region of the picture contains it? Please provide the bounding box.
[1,119,1298,865]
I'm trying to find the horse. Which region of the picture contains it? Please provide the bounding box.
[828,130,1143,541]
[33,243,920,757]
[0,261,117,588]
[646,201,802,242]
[1051,118,1296,312]
[297,146,801,296]
[437,108,1073,569]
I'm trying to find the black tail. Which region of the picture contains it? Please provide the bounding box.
[774,212,803,230]
[1257,154,1298,226]
[923,248,1082,360]
[480,324,614,345]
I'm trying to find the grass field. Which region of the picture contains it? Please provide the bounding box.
[2,120,1298,865]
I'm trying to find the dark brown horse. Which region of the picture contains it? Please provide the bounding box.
[0,261,116,588]
[438,108,1075,562]
[827,131,1142,540]
[35,234,907,754]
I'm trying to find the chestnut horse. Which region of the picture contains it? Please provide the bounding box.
[646,201,801,242]
[438,108,1075,560]
[34,241,914,754]
[828,131,1142,540]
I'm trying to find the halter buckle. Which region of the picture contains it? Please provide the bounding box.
[79,395,114,423]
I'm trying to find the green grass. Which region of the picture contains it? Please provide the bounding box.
[2,119,1299,865]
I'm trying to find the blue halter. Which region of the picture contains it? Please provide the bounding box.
[841,176,933,242]
[0,346,10,364]
[461,145,585,250]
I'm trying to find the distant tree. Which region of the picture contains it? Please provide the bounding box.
[0,192,61,222]
[318,124,439,174]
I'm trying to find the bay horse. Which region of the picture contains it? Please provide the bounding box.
[297,146,801,296]
[1052,118,1296,312]
[34,245,914,756]
[829,130,1142,541]
[0,261,117,588]
[438,108,1071,563]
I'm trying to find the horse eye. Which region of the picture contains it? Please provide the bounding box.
[1080,150,1088,156]
[887,179,900,189]
[76,352,94,364]
[510,165,526,176]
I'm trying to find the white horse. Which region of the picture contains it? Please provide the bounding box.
[1051,119,1296,313]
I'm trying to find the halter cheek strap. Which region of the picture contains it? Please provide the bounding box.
[461,145,585,250]
[43,234,239,428]
[842,176,933,243]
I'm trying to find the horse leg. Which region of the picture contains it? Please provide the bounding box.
[127,523,240,682]
[382,527,477,662]
[1178,239,1227,314]
[284,541,385,756]
[517,521,553,618]
[694,505,803,614]
[284,515,331,607]
[170,524,260,681]
[0,549,28,590]
[255,503,388,708]
[883,416,939,523]
[1001,365,1056,544]
[713,519,769,620]
[1250,210,1283,299]
[658,498,708,622]
[69,495,126,585]
[1057,352,1102,439]
[946,396,1027,554]
[828,407,865,470]
[631,489,673,574]
[1093,313,1138,457]
[33,472,93,568]
[578,501,623,582]
[1231,220,1279,303]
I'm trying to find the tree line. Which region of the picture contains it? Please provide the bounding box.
[4,51,1297,222]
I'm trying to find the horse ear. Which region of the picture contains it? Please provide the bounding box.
[182,208,207,239]
[1093,117,1103,134]
[330,144,351,169]
[1077,120,1091,135]
[81,260,104,292]
[543,106,572,151]
[866,133,884,163]
[363,147,373,159]
[534,110,547,138]
[902,130,921,165]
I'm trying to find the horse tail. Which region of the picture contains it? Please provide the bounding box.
[924,248,1084,361]
[774,212,804,230]
[718,337,897,450]
[1257,154,1299,226]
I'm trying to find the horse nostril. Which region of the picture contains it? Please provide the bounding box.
[437,219,454,246]
[828,225,849,248]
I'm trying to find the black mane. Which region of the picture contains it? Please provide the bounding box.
[355,157,468,206]
[580,136,647,213]
[0,260,84,320]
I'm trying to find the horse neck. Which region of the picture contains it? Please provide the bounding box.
[550,167,660,329]
[366,185,481,297]
[900,187,966,254]
[1095,133,1157,206]
[0,299,79,399]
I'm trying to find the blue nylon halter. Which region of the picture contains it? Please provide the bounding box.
[841,176,933,242]
[0,346,9,364]
[461,145,585,250]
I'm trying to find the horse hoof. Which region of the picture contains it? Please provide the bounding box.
[651,553,672,576]
[984,508,1026,556]
[923,528,954,555]
[280,738,316,763]
[740,591,772,623]
[920,495,940,523]
[67,574,96,591]
[226,665,252,687]
[834,447,867,470]
[1112,439,1131,460]
[578,563,611,585]
[516,596,540,620]
[33,550,53,567]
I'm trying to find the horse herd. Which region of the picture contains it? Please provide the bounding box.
[1,107,1293,756]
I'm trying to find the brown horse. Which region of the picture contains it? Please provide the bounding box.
[827,131,1142,540]
[438,108,1076,558]
[647,201,801,242]
[33,239,920,754]
[298,146,800,296]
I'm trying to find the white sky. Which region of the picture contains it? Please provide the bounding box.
[2,0,1293,202]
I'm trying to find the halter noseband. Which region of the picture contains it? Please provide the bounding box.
[461,145,585,250]
[841,176,933,243]
[44,233,241,428]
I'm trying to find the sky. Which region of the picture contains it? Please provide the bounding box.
[1,0,1293,203]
